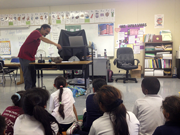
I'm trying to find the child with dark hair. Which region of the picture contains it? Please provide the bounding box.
[82,78,107,132]
[2,91,25,135]
[14,88,61,135]
[153,96,180,135]
[49,76,78,132]
[89,85,139,135]
[0,115,6,135]
[133,77,164,135]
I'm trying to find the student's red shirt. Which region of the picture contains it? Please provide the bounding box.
[2,106,23,135]
[18,30,42,61]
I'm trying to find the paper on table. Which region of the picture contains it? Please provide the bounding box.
[129,36,135,44]
[134,45,140,54]
[118,32,125,40]
[130,29,138,35]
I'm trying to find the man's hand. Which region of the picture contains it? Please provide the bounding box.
[56,44,62,50]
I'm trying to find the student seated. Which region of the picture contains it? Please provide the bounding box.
[89,85,140,135]
[0,115,6,135]
[49,76,78,131]
[14,88,62,135]
[153,96,180,135]
[133,77,164,135]
[2,91,25,135]
[82,78,107,132]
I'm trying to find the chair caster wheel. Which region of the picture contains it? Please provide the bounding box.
[135,80,138,83]
[123,80,126,83]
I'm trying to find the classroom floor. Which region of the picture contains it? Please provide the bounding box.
[0,76,179,115]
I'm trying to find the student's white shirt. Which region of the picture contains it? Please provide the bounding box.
[133,94,165,135]
[89,111,140,135]
[49,88,76,124]
[14,114,59,135]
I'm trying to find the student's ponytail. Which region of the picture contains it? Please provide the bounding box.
[58,86,65,119]
[23,88,62,135]
[54,76,67,119]
[96,85,129,135]
[33,105,55,135]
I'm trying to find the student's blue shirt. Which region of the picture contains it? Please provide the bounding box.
[83,94,103,132]
[153,121,180,135]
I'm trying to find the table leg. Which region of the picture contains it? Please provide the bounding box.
[41,70,43,88]
[38,70,40,87]
[17,67,24,85]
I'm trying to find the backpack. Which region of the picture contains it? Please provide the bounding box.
[107,69,113,82]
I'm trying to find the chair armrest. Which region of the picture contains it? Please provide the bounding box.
[113,58,123,65]
[134,59,140,66]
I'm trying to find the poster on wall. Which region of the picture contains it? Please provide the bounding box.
[30,13,34,25]
[4,14,9,26]
[98,23,114,36]
[0,41,11,55]
[84,10,94,23]
[94,10,100,22]
[13,14,18,26]
[34,13,40,25]
[79,11,85,23]
[155,14,164,28]
[21,13,26,25]
[8,14,14,26]
[26,13,31,25]
[51,12,57,25]
[17,14,21,25]
[118,23,146,53]
[66,11,71,24]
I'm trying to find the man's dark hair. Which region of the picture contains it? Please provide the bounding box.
[142,77,160,94]
[92,78,107,92]
[0,115,6,135]
[36,24,51,31]
[41,24,51,29]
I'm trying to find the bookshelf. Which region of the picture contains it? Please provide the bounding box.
[144,41,173,78]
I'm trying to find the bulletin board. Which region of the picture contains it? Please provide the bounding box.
[118,23,146,54]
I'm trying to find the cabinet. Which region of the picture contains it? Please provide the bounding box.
[144,42,173,78]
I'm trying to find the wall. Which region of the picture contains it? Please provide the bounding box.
[0,0,179,74]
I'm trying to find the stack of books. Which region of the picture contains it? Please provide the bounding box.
[162,54,172,59]
[160,30,172,41]
[144,34,155,42]
[145,46,155,51]
[163,45,172,50]
[145,53,155,58]
[144,69,154,76]
[154,70,164,76]
[155,46,164,50]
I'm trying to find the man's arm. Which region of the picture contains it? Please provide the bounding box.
[39,36,62,49]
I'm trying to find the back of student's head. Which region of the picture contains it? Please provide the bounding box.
[54,76,66,119]
[162,95,180,123]
[92,78,107,92]
[96,85,129,135]
[0,115,6,135]
[141,77,160,94]
[22,88,56,135]
[11,90,25,107]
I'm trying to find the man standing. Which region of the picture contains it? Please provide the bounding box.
[18,24,61,90]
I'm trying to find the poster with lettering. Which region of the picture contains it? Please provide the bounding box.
[26,13,31,25]
[4,14,9,26]
[94,10,100,22]
[44,12,48,24]
[13,14,18,26]
[51,12,57,25]
[0,41,11,55]
[98,23,114,36]
[21,13,26,25]
[34,13,40,25]
[79,11,85,24]
[111,9,115,22]
[60,11,66,24]
[65,11,71,24]
[99,9,105,22]
[70,11,75,24]
[17,14,21,25]
[104,9,111,22]
[30,13,34,25]
[8,14,14,26]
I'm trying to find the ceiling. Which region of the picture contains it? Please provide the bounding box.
[0,0,121,9]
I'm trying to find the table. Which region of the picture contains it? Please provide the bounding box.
[4,63,24,85]
[30,61,93,90]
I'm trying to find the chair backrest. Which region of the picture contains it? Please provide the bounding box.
[117,47,134,65]
[0,60,4,70]
[11,58,20,63]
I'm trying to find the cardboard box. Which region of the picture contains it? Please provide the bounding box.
[130,65,142,78]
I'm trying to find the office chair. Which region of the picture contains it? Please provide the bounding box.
[113,47,140,83]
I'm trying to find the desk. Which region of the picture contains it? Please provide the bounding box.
[30,61,93,90]
[89,57,110,81]
[4,63,24,85]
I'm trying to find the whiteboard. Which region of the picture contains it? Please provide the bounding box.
[82,24,114,56]
[0,24,114,57]
[0,25,65,57]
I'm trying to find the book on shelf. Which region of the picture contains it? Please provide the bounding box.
[145,58,172,69]
[156,52,170,54]
[145,53,155,57]
[154,70,164,76]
